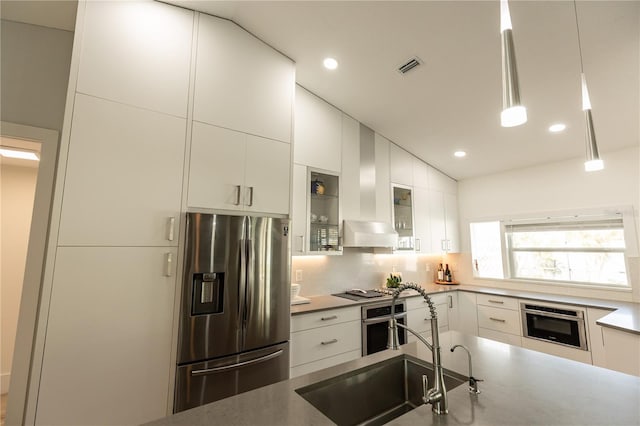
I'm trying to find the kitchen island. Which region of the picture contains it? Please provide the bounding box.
[144,331,640,426]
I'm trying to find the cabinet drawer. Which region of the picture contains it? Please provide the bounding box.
[407,303,448,330]
[477,305,521,335]
[479,328,522,347]
[291,307,360,333]
[406,293,450,310]
[291,321,360,366]
[477,294,519,310]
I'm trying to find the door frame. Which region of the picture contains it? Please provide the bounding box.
[2,121,59,425]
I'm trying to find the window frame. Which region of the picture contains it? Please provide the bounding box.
[469,207,637,290]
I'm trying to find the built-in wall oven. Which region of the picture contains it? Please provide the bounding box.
[521,302,588,350]
[362,301,407,355]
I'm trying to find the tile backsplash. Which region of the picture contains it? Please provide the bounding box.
[291,248,445,296]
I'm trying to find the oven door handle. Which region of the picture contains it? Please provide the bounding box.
[522,309,584,321]
[362,312,407,325]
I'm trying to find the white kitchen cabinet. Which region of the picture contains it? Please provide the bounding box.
[413,186,431,254]
[374,133,392,224]
[290,307,361,377]
[412,157,429,189]
[588,308,640,376]
[456,291,479,336]
[188,122,290,215]
[406,294,451,344]
[194,14,294,143]
[390,144,413,186]
[294,86,342,172]
[76,0,193,118]
[341,114,360,221]
[428,189,460,253]
[477,295,521,346]
[392,185,415,251]
[428,166,457,194]
[35,246,177,425]
[58,94,185,247]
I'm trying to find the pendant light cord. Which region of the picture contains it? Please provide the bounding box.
[573,0,585,73]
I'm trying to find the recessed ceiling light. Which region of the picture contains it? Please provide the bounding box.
[454,151,466,158]
[0,148,39,161]
[323,57,338,70]
[548,123,566,133]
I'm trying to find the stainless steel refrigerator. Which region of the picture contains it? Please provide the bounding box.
[174,213,290,412]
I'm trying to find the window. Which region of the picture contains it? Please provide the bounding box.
[470,214,630,288]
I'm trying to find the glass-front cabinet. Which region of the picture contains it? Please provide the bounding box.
[392,185,415,250]
[308,170,341,253]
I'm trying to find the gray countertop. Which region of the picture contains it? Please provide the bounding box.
[291,284,640,335]
[144,331,640,426]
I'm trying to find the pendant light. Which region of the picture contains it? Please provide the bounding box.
[500,0,527,127]
[574,1,603,172]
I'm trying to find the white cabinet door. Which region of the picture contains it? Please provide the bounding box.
[427,166,457,194]
[413,186,431,254]
[374,133,392,224]
[58,94,185,247]
[602,327,640,376]
[341,114,360,221]
[77,1,193,117]
[586,307,611,368]
[293,86,342,172]
[412,158,429,189]
[456,292,479,336]
[428,190,447,252]
[188,122,246,211]
[36,247,177,426]
[291,164,307,254]
[194,14,294,143]
[244,135,290,215]
[444,192,460,253]
[390,144,413,186]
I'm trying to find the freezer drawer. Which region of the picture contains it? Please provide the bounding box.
[174,342,289,413]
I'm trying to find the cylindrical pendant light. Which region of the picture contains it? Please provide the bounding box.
[500,0,527,127]
[574,1,603,172]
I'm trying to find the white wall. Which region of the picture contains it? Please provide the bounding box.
[456,146,640,302]
[1,164,38,393]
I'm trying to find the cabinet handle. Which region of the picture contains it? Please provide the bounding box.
[489,317,506,323]
[415,238,421,252]
[441,240,446,251]
[296,235,305,252]
[234,185,241,205]
[488,299,504,304]
[448,295,453,309]
[321,315,338,321]
[321,339,338,345]
[164,253,173,277]
[167,217,175,241]
[247,186,254,207]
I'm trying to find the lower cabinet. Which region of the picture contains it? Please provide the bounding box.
[456,291,479,336]
[588,307,640,376]
[476,294,522,346]
[35,247,177,425]
[406,293,450,343]
[290,307,361,378]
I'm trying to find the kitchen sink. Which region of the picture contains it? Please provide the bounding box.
[296,354,466,426]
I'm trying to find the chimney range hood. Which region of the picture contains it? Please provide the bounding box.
[343,220,398,248]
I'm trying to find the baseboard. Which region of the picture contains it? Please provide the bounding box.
[1,373,10,394]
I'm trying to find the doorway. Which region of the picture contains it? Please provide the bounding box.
[0,122,58,426]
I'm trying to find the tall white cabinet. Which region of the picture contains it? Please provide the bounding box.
[33,2,295,425]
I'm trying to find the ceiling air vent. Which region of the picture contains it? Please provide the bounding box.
[397,57,422,74]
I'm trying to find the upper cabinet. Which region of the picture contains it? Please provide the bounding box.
[427,167,460,253]
[77,1,193,117]
[392,185,414,250]
[188,122,290,215]
[341,114,360,221]
[390,144,413,186]
[58,94,185,247]
[294,86,342,172]
[194,14,295,143]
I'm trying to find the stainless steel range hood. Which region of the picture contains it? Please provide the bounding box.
[343,220,398,248]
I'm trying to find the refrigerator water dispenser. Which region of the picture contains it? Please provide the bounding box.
[191,272,224,315]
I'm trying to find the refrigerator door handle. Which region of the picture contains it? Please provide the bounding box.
[190,349,284,377]
[238,239,247,338]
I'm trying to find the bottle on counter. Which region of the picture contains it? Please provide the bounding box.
[445,264,452,282]
[437,264,444,281]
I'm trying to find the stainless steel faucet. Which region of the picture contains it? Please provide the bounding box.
[451,344,482,394]
[387,283,448,415]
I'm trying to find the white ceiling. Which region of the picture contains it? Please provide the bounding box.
[3,1,638,180]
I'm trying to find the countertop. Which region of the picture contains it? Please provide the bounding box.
[290,284,640,335]
[144,331,640,426]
